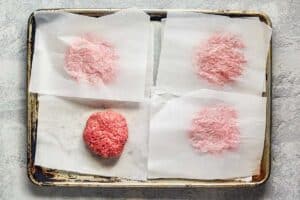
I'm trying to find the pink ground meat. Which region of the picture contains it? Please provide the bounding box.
[83,110,128,158]
[189,104,240,154]
[65,33,118,85]
[194,32,247,86]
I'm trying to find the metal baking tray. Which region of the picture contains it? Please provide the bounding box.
[27,8,272,188]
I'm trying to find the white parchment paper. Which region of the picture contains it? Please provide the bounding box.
[34,21,155,180]
[156,12,272,96]
[29,8,150,102]
[148,89,266,180]
[145,23,154,97]
[35,95,149,180]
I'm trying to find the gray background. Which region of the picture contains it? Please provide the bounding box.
[0,0,299,199]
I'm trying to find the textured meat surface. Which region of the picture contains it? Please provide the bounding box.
[189,104,240,153]
[194,32,246,86]
[64,33,118,85]
[83,110,128,158]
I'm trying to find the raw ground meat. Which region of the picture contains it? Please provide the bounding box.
[194,32,247,86]
[83,110,128,158]
[189,104,240,154]
[65,33,118,85]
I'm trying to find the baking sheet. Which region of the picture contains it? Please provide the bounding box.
[27,9,272,188]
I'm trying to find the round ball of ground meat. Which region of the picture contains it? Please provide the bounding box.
[83,110,128,158]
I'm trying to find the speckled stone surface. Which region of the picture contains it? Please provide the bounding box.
[0,0,299,199]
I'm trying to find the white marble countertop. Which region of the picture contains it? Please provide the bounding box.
[0,0,299,199]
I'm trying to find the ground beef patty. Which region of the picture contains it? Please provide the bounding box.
[83,110,128,158]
